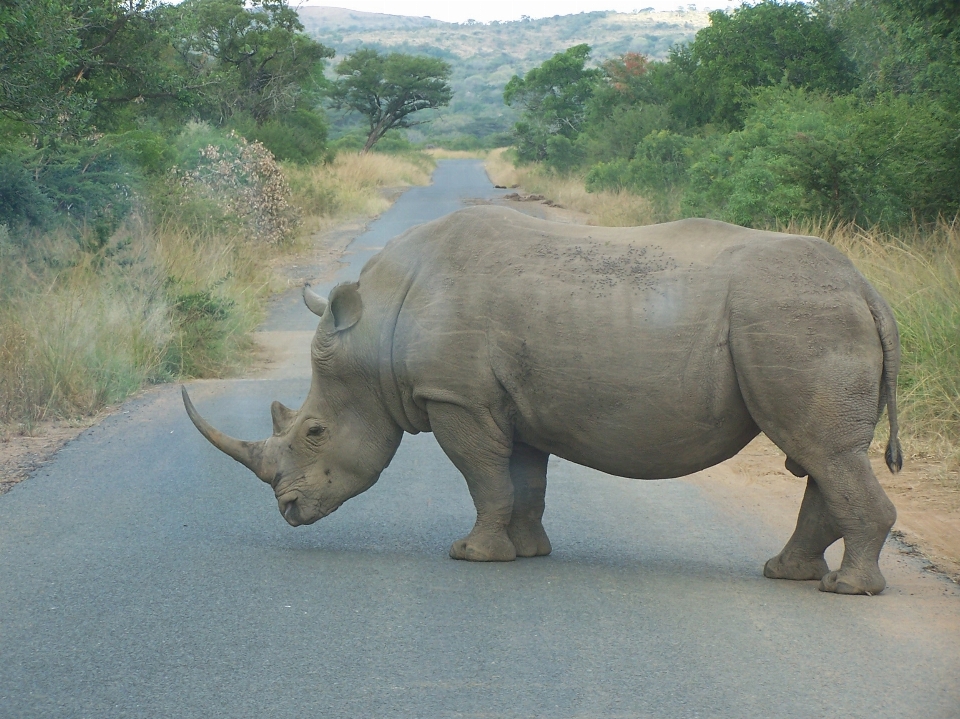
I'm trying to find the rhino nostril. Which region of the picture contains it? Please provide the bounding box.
[278,494,301,525]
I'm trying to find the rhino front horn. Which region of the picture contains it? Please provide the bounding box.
[181,386,271,483]
[303,284,328,316]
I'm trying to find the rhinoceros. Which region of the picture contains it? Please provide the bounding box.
[183,205,903,595]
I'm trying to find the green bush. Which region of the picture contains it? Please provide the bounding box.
[577,103,675,166]
[0,141,139,242]
[37,144,135,246]
[104,130,177,175]
[237,110,329,164]
[163,289,247,378]
[328,132,366,154]
[584,158,633,193]
[586,131,695,197]
[0,150,54,229]
[372,133,419,154]
[681,88,960,227]
[544,134,584,172]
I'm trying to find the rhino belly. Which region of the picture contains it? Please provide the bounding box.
[491,319,758,480]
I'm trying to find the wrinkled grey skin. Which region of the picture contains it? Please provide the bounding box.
[184,206,904,595]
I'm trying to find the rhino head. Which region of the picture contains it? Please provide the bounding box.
[183,283,403,526]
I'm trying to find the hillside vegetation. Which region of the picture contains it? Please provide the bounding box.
[298,7,709,146]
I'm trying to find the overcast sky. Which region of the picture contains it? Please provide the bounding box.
[300,2,737,24]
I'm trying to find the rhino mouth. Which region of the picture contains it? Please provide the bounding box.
[277,494,341,527]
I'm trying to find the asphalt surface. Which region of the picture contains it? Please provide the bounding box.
[2,160,958,719]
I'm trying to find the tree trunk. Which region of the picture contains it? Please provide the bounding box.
[360,131,380,154]
[360,114,394,154]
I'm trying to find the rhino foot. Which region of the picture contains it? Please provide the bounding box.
[763,551,829,581]
[507,519,552,558]
[450,529,517,562]
[819,568,886,596]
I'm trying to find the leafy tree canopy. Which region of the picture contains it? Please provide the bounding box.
[0,0,185,139]
[503,44,601,165]
[680,0,856,128]
[329,48,452,153]
[0,0,332,141]
[169,0,334,124]
[817,0,960,107]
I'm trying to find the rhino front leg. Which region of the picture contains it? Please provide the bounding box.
[427,402,518,562]
[507,443,552,557]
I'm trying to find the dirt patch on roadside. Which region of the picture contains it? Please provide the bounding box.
[0,417,102,494]
[266,216,371,289]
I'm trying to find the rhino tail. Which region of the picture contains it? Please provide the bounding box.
[864,283,903,473]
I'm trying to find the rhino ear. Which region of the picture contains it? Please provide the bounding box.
[303,284,328,317]
[328,282,362,332]
[271,401,297,436]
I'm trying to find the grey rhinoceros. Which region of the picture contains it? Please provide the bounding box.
[183,205,903,595]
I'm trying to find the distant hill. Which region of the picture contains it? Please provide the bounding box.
[297,6,441,32]
[298,6,711,145]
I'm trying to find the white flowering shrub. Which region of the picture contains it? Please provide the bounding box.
[176,130,300,244]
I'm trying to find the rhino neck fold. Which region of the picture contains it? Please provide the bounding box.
[374,271,428,435]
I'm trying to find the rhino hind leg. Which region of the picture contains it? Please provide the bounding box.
[427,401,518,562]
[507,443,552,558]
[809,453,896,595]
[744,338,900,597]
[764,449,895,595]
[764,476,837,582]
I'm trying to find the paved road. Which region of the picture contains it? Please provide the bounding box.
[2,160,958,718]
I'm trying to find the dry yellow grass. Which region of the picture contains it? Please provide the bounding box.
[486,148,665,226]
[285,151,433,236]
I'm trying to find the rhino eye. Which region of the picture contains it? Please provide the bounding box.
[306,424,325,437]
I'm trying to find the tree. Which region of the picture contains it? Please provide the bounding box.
[817,0,960,106]
[329,49,452,153]
[503,44,601,166]
[0,0,188,139]
[0,0,81,135]
[682,1,856,128]
[170,0,334,124]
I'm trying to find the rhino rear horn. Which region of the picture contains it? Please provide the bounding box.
[181,386,271,483]
[303,284,328,316]
[271,401,296,435]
